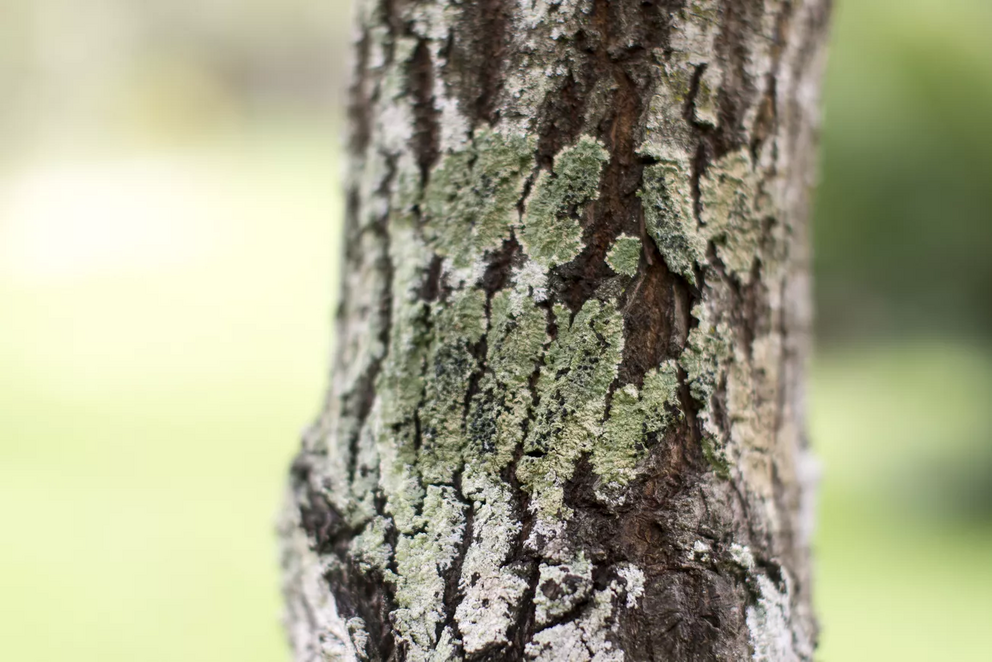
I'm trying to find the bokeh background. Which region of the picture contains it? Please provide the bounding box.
[1,0,989,659]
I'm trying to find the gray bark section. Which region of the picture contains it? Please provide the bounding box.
[280,1,831,660]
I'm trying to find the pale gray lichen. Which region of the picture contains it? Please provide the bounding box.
[639,158,706,283]
[455,470,530,653]
[520,136,609,269]
[699,149,762,277]
[615,564,645,609]
[350,515,392,574]
[534,553,593,627]
[525,565,644,662]
[372,220,433,532]
[605,234,643,277]
[390,485,467,660]
[690,539,712,563]
[279,490,360,662]
[730,544,806,662]
[346,618,370,660]
[747,574,798,662]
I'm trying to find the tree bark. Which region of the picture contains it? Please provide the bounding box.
[280,0,831,660]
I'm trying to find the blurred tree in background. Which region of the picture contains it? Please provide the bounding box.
[815,0,992,341]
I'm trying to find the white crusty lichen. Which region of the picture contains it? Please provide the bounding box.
[455,471,530,653]
[534,553,593,626]
[279,491,360,662]
[615,564,645,609]
[747,573,799,662]
[389,485,467,661]
[730,544,807,662]
[690,539,712,563]
[520,136,609,269]
[525,564,644,662]
[605,234,643,277]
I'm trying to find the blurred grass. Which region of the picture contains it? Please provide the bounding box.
[2,0,992,660]
[0,123,340,662]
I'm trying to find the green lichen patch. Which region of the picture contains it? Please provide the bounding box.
[680,305,730,413]
[422,130,535,273]
[593,360,682,499]
[639,159,706,283]
[605,234,643,277]
[701,436,731,479]
[418,288,488,484]
[517,299,624,520]
[520,136,609,268]
[466,290,549,470]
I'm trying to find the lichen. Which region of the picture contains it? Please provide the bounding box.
[520,136,609,269]
[422,130,535,276]
[350,515,392,574]
[593,360,682,500]
[390,485,467,660]
[466,289,548,471]
[285,0,825,656]
[639,158,706,283]
[525,565,644,662]
[730,544,805,662]
[418,287,487,484]
[605,234,643,277]
[455,470,530,653]
[346,618,369,660]
[701,436,732,479]
[680,303,733,471]
[699,149,762,277]
[517,299,624,522]
[534,554,593,627]
[747,573,800,662]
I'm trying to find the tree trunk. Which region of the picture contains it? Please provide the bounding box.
[280,0,831,660]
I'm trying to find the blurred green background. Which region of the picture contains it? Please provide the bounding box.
[1,0,989,660]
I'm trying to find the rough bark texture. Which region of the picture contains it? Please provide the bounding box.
[280,1,831,660]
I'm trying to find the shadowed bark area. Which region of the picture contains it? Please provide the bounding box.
[280,1,831,660]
